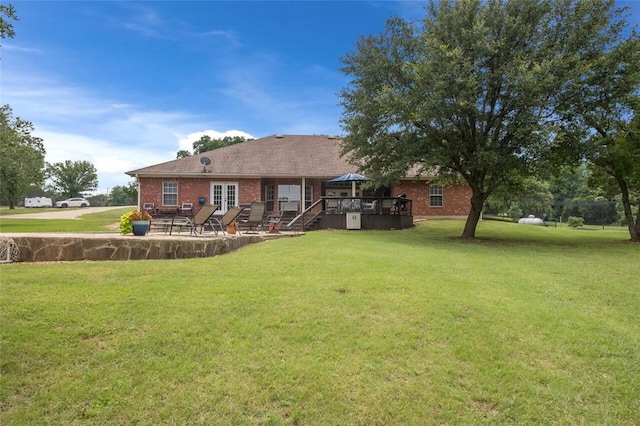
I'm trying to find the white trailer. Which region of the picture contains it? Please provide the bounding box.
[24,197,53,208]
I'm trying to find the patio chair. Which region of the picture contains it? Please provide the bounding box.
[325,198,339,213]
[179,204,219,236]
[179,202,194,216]
[210,206,245,235]
[381,199,393,214]
[363,200,377,213]
[239,201,266,234]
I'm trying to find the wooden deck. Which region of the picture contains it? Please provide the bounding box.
[318,212,414,230]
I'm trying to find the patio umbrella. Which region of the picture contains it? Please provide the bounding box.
[328,173,368,197]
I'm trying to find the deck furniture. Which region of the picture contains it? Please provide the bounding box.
[210,207,245,235]
[239,202,266,234]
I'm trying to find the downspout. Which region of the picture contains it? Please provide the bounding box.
[136,174,141,208]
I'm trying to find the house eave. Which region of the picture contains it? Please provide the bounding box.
[128,172,365,180]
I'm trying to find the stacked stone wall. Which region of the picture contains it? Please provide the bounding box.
[6,234,267,262]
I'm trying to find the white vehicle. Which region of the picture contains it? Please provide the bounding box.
[55,197,91,208]
[24,197,53,208]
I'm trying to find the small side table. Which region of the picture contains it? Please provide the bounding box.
[266,215,281,233]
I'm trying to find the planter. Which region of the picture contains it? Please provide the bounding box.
[198,196,206,205]
[132,220,151,236]
[226,222,237,234]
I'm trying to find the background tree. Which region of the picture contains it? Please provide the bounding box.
[0,105,46,208]
[555,8,640,241]
[339,0,639,238]
[47,160,98,198]
[107,180,138,206]
[0,3,18,46]
[549,164,592,221]
[485,177,554,221]
[176,135,249,158]
[86,193,108,207]
[176,149,191,159]
[587,112,640,241]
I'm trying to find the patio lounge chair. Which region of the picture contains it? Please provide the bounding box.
[178,204,219,236]
[210,206,245,235]
[363,200,377,213]
[239,201,266,234]
[179,202,194,216]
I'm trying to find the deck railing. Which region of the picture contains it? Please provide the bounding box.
[286,197,412,231]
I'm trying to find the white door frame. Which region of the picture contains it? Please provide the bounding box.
[210,182,238,214]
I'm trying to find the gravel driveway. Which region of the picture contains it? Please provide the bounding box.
[2,206,135,220]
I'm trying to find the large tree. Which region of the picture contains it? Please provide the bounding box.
[588,112,640,241]
[0,105,46,208]
[554,5,640,240]
[47,160,98,198]
[339,0,639,238]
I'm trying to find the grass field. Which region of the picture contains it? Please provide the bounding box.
[0,207,132,233]
[1,217,639,424]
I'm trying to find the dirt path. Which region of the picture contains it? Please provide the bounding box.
[2,206,135,220]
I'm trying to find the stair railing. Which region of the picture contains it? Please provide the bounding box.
[286,198,324,231]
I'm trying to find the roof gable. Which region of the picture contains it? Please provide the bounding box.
[126,134,355,178]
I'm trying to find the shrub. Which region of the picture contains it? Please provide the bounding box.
[508,204,523,221]
[567,216,584,228]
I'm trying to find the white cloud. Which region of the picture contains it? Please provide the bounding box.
[3,65,255,194]
[1,43,44,54]
[199,30,243,49]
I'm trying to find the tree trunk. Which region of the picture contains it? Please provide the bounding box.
[615,176,639,242]
[461,189,485,239]
[632,204,640,243]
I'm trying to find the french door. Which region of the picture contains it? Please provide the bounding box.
[210,182,238,214]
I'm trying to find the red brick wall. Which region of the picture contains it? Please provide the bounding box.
[238,179,262,205]
[139,177,471,217]
[138,177,263,209]
[391,181,471,217]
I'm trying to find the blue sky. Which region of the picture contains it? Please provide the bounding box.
[2,1,639,194]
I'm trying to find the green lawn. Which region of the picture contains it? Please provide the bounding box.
[0,207,132,233]
[1,220,639,424]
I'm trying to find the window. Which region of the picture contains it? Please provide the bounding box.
[278,185,300,212]
[265,184,275,211]
[274,185,313,211]
[305,185,313,210]
[430,185,443,207]
[163,181,178,206]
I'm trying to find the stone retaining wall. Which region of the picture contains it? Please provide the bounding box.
[6,234,268,262]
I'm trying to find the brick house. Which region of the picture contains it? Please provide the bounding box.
[126,134,471,227]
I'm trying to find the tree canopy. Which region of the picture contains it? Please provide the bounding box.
[176,135,249,158]
[339,0,640,238]
[588,110,640,241]
[0,105,46,208]
[0,3,18,46]
[107,180,138,206]
[47,160,98,198]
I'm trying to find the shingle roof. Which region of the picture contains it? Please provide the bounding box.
[126,134,357,179]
